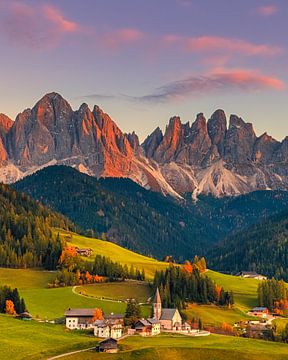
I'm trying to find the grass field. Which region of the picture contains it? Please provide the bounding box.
[75,281,152,303]
[58,230,169,280]
[0,314,96,360]
[64,333,288,360]
[207,270,259,311]
[184,304,252,326]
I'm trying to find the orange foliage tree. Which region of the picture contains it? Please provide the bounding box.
[93,308,103,321]
[5,300,16,315]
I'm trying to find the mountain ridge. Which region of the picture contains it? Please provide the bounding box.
[1,92,288,198]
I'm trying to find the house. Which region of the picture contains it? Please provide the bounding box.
[65,308,94,329]
[94,319,123,339]
[247,307,270,319]
[236,271,267,280]
[135,318,161,336]
[96,338,118,353]
[153,288,185,331]
[76,248,93,257]
[16,312,32,320]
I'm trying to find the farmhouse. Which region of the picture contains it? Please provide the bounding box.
[153,288,184,331]
[65,308,94,329]
[247,307,270,319]
[236,271,267,280]
[94,318,123,339]
[135,318,161,336]
[96,338,118,353]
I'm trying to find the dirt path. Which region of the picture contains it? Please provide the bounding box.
[71,286,123,303]
[47,347,95,360]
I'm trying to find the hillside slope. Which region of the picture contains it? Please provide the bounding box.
[14,165,288,261]
[208,210,288,280]
[0,183,74,269]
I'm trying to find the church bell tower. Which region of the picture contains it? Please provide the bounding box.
[153,287,162,320]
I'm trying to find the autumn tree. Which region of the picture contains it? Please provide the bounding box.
[5,300,16,315]
[93,308,103,321]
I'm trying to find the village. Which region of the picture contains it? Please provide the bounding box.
[64,288,210,353]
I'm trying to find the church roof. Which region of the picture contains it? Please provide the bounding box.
[160,308,178,320]
[154,288,161,304]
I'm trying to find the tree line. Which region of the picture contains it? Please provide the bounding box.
[51,248,145,286]
[153,264,234,309]
[258,278,288,313]
[0,183,74,269]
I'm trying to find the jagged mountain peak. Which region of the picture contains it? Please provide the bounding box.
[0,93,288,199]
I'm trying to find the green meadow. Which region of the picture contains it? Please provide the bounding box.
[0,314,96,360]
[63,333,288,360]
[58,230,169,280]
[75,281,152,303]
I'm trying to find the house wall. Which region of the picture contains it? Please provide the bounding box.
[66,316,93,330]
[160,319,173,330]
[172,310,182,327]
[66,317,78,329]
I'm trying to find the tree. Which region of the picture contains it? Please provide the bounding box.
[5,300,16,315]
[93,308,103,321]
[124,299,141,327]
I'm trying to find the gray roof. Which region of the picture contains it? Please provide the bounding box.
[104,313,124,320]
[160,308,178,321]
[65,308,94,317]
[147,318,160,324]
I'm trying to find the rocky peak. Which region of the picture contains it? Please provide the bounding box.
[253,132,279,163]
[153,116,183,162]
[126,131,140,151]
[223,115,256,163]
[207,110,227,155]
[0,114,13,135]
[142,127,163,158]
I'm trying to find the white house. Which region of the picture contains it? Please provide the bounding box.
[134,318,161,336]
[65,308,94,329]
[94,320,123,339]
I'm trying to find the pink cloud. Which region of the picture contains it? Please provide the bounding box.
[100,28,144,50]
[126,68,285,103]
[257,5,278,16]
[0,1,79,49]
[42,5,78,33]
[182,36,281,56]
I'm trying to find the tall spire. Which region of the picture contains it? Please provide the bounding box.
[154,287,161,304]
[153,287,162,320]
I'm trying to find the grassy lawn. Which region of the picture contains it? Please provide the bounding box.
[57,230,169,280]
[75,281,152,303]
[64,333,288,360]
[207,270,258,311]
[0,314,96,360]
[184,303,253,326]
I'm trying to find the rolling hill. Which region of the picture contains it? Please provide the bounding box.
[14,165,288,262]
[207,209,288,281]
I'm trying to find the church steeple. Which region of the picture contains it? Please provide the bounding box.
[153,287,162,320]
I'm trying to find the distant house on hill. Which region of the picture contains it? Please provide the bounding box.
[247,307,270,319]
[65,308,94,329]
[96,338,118,353]
[236,271,267,280]
[153,288,186,331]
[135,318,161,336]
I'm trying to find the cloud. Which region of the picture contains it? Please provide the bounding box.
[126,69,285,103]
[163,35,282,56]
[100,28,144,50]
[0,1,79,49]
[257,5,278,16]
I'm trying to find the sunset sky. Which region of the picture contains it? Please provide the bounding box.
[0,0,287,141]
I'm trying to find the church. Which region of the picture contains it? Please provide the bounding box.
[153,288,183,331]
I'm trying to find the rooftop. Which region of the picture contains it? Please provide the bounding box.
[65,308,94,317]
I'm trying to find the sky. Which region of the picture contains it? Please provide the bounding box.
[0,0,288,142]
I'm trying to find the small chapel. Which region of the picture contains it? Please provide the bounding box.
[153,288,183,331]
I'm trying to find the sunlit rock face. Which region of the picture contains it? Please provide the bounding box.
[1,92,288,198]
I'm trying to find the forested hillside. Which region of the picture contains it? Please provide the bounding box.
[15,166,288,263]
[207,210,288,280]
[0,183,74,269]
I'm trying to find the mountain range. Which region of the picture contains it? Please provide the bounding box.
[1,92,288,198]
